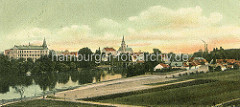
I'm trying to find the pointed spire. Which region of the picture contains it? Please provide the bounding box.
[122,35,124,42]
[42,37,47,48]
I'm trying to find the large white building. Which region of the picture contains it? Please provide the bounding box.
[4,38,49,61]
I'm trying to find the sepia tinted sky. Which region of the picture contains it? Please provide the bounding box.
[1,0,240,53]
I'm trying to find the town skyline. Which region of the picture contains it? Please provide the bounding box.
[1,0,240,53]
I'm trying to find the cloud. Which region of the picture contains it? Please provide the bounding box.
[98,18,121,28]
[128,43,152,47]
[128,6,222,30]
[57,25,91,38]
[2,5,239,53]
[5,28,52,48]
[122,5,239,53]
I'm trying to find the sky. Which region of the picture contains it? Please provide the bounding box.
[1,0,240,53]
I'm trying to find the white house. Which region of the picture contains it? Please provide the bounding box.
[154,63,170,71]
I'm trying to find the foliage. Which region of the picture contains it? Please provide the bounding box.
[193,47,240,62]
[78,47,94,68]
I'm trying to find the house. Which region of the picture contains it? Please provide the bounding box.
[189,61,200,69]
[171,62,183,67]
[70,52,78,56]
[102,47,117,56]
[227,65,234,69]
[131,51,144,63]
[170,62,189,70]
[225,59,236,64]
[154,63,170,71]
[216,63,227,71]
[188,57,208,65]
[101,47,117,61]
[217,59,236,64]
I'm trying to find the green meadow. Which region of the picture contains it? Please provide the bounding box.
[89,69,240,106]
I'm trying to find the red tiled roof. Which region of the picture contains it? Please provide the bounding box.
[159,63,170,68]
[217,59,224,63]
[103,48,116,51]
[191,62,198,66]
[137,60,144,63]
[236,63,240,66]
[227,65,233,68]
[183,62,189,67]
[225,59,236,63]
[70,52,78,56]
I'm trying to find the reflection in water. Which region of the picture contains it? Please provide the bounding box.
[0,68,125,100]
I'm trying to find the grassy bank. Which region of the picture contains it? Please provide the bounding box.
[7,99,108,107]
[92,69,240,106]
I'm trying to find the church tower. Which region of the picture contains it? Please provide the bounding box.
[121,36,126,52]
[42,37,48,49]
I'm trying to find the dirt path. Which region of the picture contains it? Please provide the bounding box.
[51,79,195,107]
[55,75,171,99]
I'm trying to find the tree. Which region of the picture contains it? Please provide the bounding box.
[143,52,158,74]
[78,47,94,68]
[153,48,161,54]
[56,63,70,72]
[13,86,25,102]
[69,62,77,71]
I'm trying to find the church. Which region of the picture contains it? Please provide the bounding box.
[117,36,133,54]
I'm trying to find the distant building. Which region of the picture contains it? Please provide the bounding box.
[117,36,133,54]
[154,63,170,71]
[215,59,240,70]
[102,47,117,61]
[102,47,117,56]
[131,51,144,63]
[54,50,78,56]
[4,38,49,61]
[170,61,190,70]
[188,57,208,65]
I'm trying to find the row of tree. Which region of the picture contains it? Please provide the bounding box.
[193,47,240,62]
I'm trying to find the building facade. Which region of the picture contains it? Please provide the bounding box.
[4,38,49,61]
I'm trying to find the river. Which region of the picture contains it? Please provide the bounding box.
[0,68,125,101]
